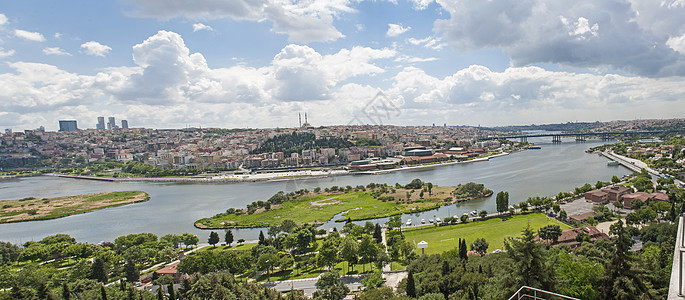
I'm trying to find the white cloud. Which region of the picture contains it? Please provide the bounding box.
[406,36,445,50]
[43,47,71,56]
[667,33,685,55]
[54,33,62,39]
[434,0,685,77]
[387,23,411,37]
[192,23,213,32]
[1,30,684,130]
[0,13,7,26]
[0,47,14,58]
[14,29,46,42]
[123,0,353,42]
[395,55,439,63]
[409,0,434,10]
[80,41,112,57]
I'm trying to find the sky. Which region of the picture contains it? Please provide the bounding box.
[0,0,684,131]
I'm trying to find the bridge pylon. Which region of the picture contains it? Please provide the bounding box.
[552,135,561,143]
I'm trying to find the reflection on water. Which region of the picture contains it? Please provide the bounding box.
[0,139,630,244]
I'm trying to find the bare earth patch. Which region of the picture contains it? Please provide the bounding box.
[0,191,149,223]
[310,196,341,206]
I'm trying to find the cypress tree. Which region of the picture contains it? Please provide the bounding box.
[62,283,70,300]
[406,271,416,297]
[258,230,266,245]
[124,260,139,282]
[91,258,107,283]
[208,231,220,247]
[167,282,175,300]
[101,285,108,300]
[373,224,383,244]
[157,287,163,300]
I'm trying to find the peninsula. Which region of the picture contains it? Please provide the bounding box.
[0,191,149,223]
[195,179,492,229]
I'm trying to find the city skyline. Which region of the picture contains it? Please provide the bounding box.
[1,1,685,131]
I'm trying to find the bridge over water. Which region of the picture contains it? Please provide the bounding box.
[477,130,665,143]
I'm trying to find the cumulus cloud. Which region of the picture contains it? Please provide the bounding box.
[192,23,213,32]
[14,29,46,42]
[387,24,411,37]
[1,30,684,129]
[409,0,434,10]
[386,64,685,124]
[80,41,112,56]
[407,36,445,50]
[433,0,685,77]
[123,0,353,42]
[0,13,7,26]
[667,33,685,55]
[43,47,71,56]
[0,48,14,58]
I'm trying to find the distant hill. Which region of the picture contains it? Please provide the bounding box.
[487,121,602,133]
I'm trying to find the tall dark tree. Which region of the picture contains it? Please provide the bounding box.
[538,225,562,245]
[406,271,416,298]
[90,257,107,283]
[373,224,383,244]
[168,282,175,300]
[225,230,234,246]
[62,283,71,300]
[101,285,108,300]
[157,287,164,300]
[124,259,139,282]
[258,231,266,245]
[208,231,219,247]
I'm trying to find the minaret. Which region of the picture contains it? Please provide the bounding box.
[299,113,302,127]
[305,112,308,124]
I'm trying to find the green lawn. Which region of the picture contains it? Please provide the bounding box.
[196,188,462,229]
[403,213,572,255]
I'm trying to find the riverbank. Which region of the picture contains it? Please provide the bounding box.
[41,151,513,183]
[0,191,149,224]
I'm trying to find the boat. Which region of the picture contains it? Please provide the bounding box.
[436,217,441,223]
[421,219,426,224]
[429,218,434,223]
[470,210,478,216]
[528,146,541,149]
[406,219,412,226]
[607,161,620,166]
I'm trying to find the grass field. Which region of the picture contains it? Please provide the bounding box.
[403,213,572,255]
[196,186,476,229]
[0,191,149,223]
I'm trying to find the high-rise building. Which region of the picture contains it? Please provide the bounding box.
[107,117,116,130]
[121,120,128,129]
[59,120,78,132]
[96,117,105,130]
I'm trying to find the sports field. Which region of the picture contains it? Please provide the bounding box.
[402,213,572,255]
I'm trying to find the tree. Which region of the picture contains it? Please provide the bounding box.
[386,215,402,231]
[471,238,489,254]
[559,210,568,221]
[258,231,266,245]
[317,238,340,269]
[479,210,488,218]
[90,258,107,283]
[359,235,378,273]
[101,285,108,300]
[538,225,562,244]
[62,283,71,300]
[361,270,385,290]
[225,230,234,246]
[373,224,383,244]
[0,241,21,265]
[406,271,416,298]
[552,203,561,215]
[339,236,359,273]
[208,231,219,247]
[313,271,350,300]
[168,282,175,300]
[124,259,139,282]
[460,214,469,223]
[180,233,199,248]
[612,175,621,184]
[505,224,553,290]
[427,182,433,196]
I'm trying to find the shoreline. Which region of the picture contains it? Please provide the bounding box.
[41,151,514,183]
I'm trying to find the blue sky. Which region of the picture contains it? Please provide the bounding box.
[1,0,684,131]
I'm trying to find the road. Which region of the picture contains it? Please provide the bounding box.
[262,275,364,297]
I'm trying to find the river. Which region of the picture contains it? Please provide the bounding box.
[0,138,631,244]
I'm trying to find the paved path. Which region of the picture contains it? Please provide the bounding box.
[262,275,364,297]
